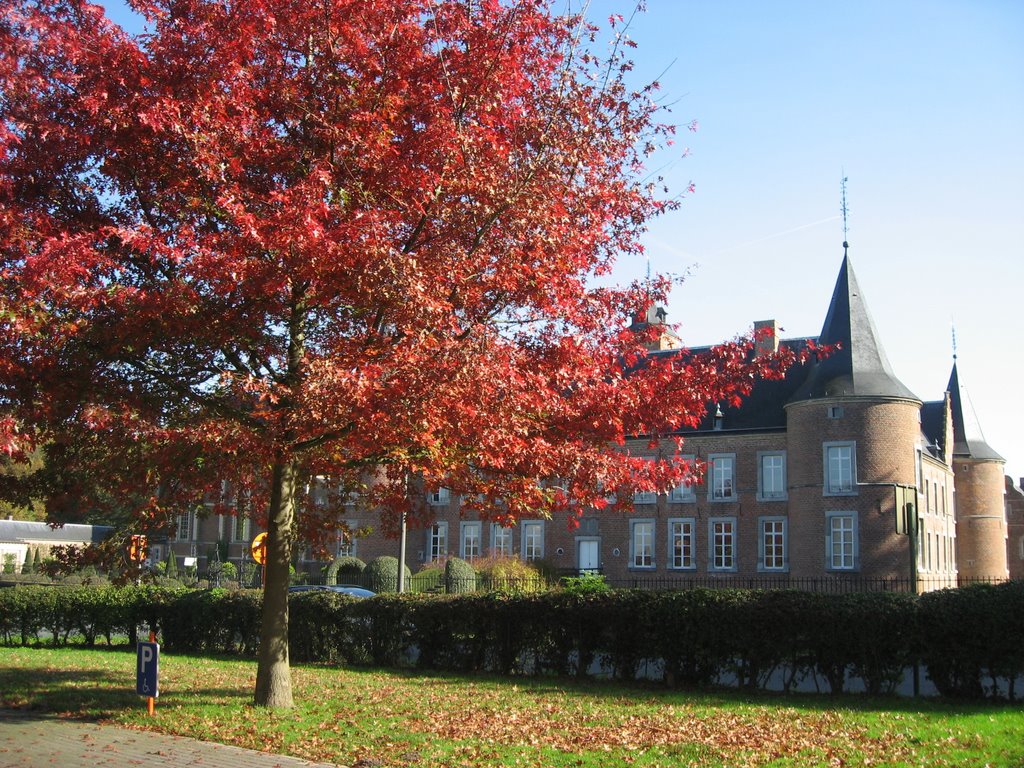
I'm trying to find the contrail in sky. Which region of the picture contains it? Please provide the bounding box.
[713,215,842,254]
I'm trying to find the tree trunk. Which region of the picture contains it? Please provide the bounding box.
[254,457,298,708]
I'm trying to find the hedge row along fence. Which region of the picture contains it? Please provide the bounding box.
[1,581,1021,700]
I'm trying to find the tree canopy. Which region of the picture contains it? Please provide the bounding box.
[0,0,808,706]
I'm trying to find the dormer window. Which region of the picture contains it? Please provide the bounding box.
[427,487,450,506]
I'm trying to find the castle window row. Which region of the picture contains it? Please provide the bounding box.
[398,443,856,521]
[626,513,860,574]
[624,445,850,504]
[426,520,546,563]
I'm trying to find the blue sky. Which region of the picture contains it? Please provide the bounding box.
[99,1,1023,479]
[583,0,1023,480]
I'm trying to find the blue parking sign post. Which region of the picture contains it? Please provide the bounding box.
[136,639,159,714]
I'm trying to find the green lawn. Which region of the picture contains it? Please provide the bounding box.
[1,647,1021,767]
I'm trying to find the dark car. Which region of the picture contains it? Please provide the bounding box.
[288,584,375,598]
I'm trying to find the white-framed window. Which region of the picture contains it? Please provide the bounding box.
[460,521,482,561]
[632,459,657,504]
[176,509,196,542]
[427,487,451,506]
[522,521,544,561]
[824,442,856,495]
[669,480,696,503]
[826,511,858,571]
[709,517,737,571]
[231,514,250,543]
[758,451,787,500]
[667,518,696,570]
[489,528,512,557]
[338,521,357,557]
[491,524,513,557]
[708,454,735,501]
[633,488,657,505]
[428,522,448,562]
[630,520,655,570]
[669,456,697,502]
[758,516,787,572]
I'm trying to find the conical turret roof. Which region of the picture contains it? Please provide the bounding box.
[947,362,1004,461]
[791,254,918,401]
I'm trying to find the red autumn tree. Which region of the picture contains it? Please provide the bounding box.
[0,0,808,707]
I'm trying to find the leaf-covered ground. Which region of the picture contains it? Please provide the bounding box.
[1,648,1020,767]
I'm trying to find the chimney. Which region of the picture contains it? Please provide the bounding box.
[754,319,779,356]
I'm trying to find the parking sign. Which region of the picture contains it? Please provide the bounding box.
[136,641,159,698]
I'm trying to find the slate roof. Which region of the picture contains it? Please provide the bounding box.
[789,254,919,402]
[0,519,113,544]
[919,400,948,458]
[667,254,920,436]
[669,338,815,434]
[947,362,1004,461]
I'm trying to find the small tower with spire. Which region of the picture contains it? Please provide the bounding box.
[946,354,1009,581]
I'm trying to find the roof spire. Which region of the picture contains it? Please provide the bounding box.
[840,173,849,256]
[645,249,651,302]
[951,318,958,361]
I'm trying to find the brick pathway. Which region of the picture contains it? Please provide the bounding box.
[0,710,341,768]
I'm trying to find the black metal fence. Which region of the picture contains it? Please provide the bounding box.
[292,570,1008,595]
[2,570,1009,595]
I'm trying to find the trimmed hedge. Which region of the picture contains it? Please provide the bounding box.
[2,582,1021,700]
[444,557,477,594]
[325,556,366,586]
[364,556,412,593]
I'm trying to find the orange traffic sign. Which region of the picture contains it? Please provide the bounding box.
[250,532,268,565]
[128,535,147,562]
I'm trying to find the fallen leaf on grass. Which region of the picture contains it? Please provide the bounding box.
[409,705,917,767]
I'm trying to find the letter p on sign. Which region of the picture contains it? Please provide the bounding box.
[136,641,159,698]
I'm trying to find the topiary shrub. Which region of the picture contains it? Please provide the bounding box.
[365,556,412,593]
[475,555,546,593]
[220,561,238,582]
[411,564,444,593]
[164,550,179,580]
[560,573,610,596]
[326,555,366,585]
[444,557,477,594]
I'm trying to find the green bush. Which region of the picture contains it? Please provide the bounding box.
[1,581,1021,700]
[474,555,546,593]
[325,555,366,585]
[560,573,610,596]
[164,550,178,580]
[365,556,412,593]
[410,564,444,593]
[206,559,238,583]
[919,581,1024,699]
[444,557,477,594]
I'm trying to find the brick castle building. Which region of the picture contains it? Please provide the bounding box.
[169,254,1012,590]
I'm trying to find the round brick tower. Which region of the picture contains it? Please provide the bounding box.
[786,397,921,580]
[784,254,922,582]
[947,363,1008,581]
